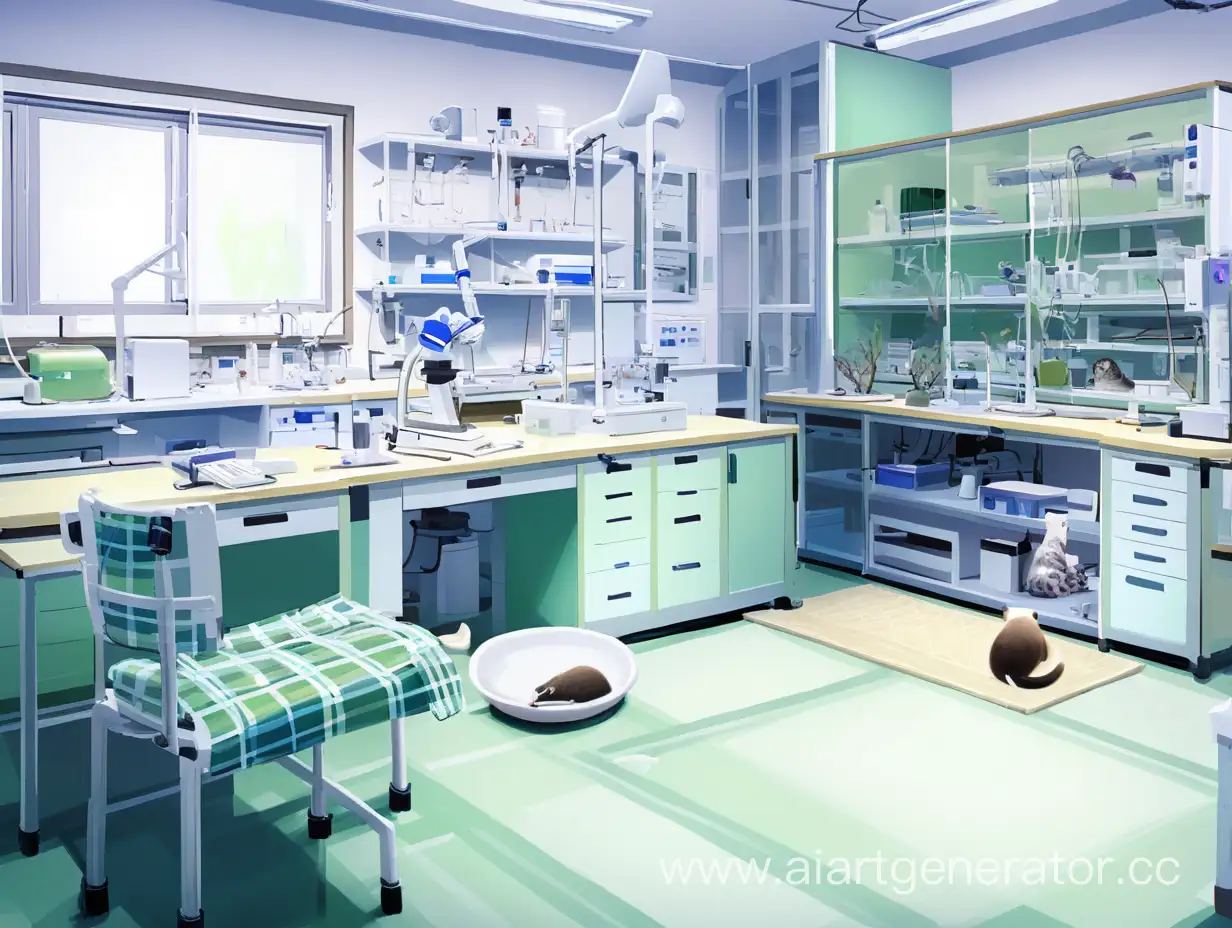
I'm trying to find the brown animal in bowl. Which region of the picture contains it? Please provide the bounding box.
[989,607,1065,689]
[531,666,612,706]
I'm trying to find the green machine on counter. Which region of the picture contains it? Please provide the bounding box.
[27,347,112,401]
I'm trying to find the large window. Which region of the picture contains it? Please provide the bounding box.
[0,74,344,330]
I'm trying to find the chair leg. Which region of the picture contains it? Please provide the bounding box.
[178,758,204,928]
[81,708,110,916]
[307,743,333,839]
[389,719,410,813]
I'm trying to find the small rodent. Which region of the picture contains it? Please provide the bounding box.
[989,607,1065,689]
[531,665,612,706]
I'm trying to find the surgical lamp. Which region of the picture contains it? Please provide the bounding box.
[566,49,679,421]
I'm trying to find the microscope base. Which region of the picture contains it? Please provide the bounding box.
[392,424,520,458]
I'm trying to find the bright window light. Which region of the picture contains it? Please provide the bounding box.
[39,118,168,302]
[866,0,1059,51]
[194,131,324,304]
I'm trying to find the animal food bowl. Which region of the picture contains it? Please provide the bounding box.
[468,627,637,724]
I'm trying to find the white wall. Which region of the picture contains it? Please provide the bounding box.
[0,0,719,361]
[950,10,1232,130]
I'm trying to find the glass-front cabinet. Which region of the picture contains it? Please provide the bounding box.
[822,85,1227,413]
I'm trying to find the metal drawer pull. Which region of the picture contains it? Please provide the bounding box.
[1132,494,1166,507]
[243,512,289,527]
[605,491,633,500]
[1135,462,1170,478]
[613,562,630,569]
[677,490,697,496]
[607,591,632,601]
[1126,575,1166,592]
[1131,524,1167,537]
[674,454,698,465]
[598,453,631,474]
[1133,551,1167,564]
[672,562,701,572]
[674,514,702,525]
[467,475,501,489]
[606,516,633,524]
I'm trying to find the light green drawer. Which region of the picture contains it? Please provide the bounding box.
[0,638,95,711]
[582,457,652,511]
[583,536,651,575]
[656,489,721,608]
[583,492,652,547]
[656,446,724,494]
[0,576,92,649]
[583,565,650,624]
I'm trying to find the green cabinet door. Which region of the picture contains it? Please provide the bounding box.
[726,439,789,594]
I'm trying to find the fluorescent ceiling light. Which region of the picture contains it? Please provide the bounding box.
[448,0,651,32]
[864,0,1059,51]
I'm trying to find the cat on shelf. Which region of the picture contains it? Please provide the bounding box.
[1025,512,1088,599]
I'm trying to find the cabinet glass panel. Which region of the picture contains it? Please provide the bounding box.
[833,143,947,394]
[949,129,1032,404]
[1026,94,1211,410]
[756,74,784,306]
[802,413,863,567]
[720,82,751,368]
[789,63,819,310]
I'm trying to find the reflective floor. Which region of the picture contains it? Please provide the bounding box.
[1,563,1228,927]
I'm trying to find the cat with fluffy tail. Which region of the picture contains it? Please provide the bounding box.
[1025,512,1088,599]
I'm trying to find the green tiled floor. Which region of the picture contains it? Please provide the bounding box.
[0,562,1229,927]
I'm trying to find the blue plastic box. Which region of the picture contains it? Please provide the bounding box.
[875,462,951,490]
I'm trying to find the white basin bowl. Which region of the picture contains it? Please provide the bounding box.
[469,627,637,724]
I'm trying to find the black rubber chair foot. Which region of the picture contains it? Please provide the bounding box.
[18,827,38,857]
[308,812,333,840]
[381,880,403,916]
[389,784,411,813]
[81,879,109,916]
[177,908,204,928]
[1097,638,1110,653]
[1216,885,1232,917]
[1192,657,1213,682]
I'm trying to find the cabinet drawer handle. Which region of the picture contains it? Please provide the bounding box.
[674,454,698,465]
[1131,524,1167,538]
[606,516,633,524]
[672,562,702,572]
[1133,551,1167,564]
[677,490,697,496]
[1135,462,1170,478]
[598,453,631,474]
[674,514,701,525]
[467,475,501,489]
[1125,574,1166,592]
[243,512,289,527]
[613,561,630,569]
[607,591,632,601]
[605,491,632,500]
[1132,494,1166,507]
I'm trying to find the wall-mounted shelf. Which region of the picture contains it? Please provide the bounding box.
[357,133,626,169]
[356,224,627,251]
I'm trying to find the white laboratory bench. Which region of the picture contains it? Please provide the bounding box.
[763,391,1232,680]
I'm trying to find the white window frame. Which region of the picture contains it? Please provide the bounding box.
[0,73,345,334]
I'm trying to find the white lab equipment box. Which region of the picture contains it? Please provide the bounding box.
[979,537,1032,593]
[125,338,190,400]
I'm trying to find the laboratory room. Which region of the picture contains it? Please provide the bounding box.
[4,2,1232,928]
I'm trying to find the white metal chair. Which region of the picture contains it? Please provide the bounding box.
[61,490,465,927]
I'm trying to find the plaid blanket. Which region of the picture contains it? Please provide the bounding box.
[109,596,465,775]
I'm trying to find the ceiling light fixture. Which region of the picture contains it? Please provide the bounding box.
[449,0,651,32]
[864,0,1059,51]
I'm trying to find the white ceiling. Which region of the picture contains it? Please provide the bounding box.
[219,0,1149,74]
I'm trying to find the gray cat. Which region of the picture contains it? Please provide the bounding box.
[1090,358,1135,392]
[1025,512,1088,598]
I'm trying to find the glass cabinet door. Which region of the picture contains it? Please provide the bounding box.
[801,413,864,568]
[752,43,822,411]
[832,142,948,396]
[1025,92,1211,412]
[718,70,752,416]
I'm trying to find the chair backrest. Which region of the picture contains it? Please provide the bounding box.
[62,490,225,656]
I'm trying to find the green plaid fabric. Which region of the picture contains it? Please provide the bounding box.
[109,596,465,775]
[93,510,220,654]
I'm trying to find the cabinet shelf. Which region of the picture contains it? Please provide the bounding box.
[358,133,627,169]
[868,482,1101,544]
